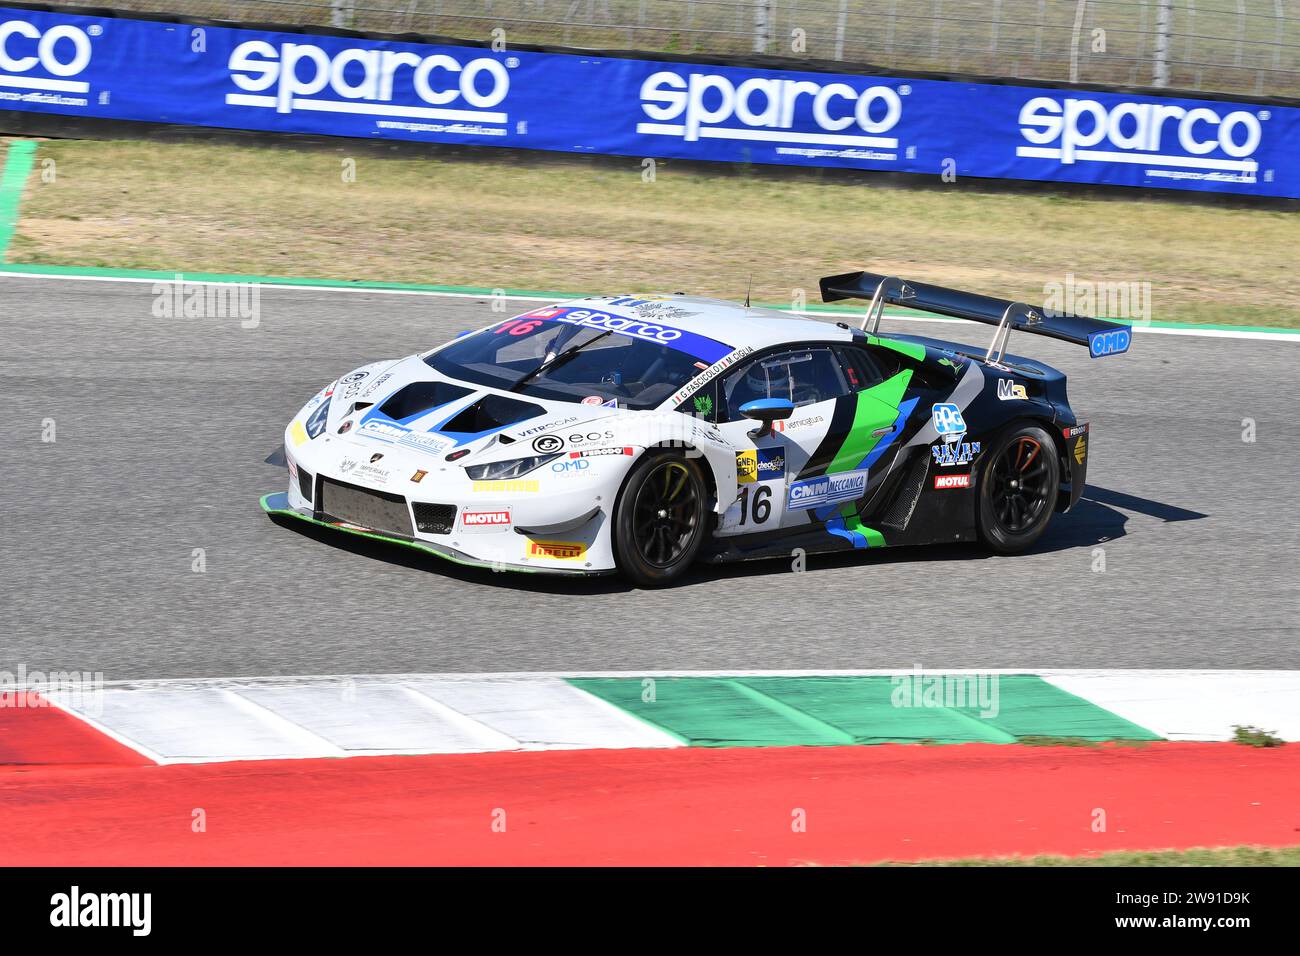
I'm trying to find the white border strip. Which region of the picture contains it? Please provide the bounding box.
[2,270,1297,342]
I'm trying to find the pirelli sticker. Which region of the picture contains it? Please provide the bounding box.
[526,540,586,562]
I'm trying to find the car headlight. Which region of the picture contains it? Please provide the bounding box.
[305,396,332,439]
[464,453,561,480]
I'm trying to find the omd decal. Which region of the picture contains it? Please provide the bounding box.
[0,5,1295,197]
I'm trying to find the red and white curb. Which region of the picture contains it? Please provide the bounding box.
[36,676,679,764]
[12,669,1297,766]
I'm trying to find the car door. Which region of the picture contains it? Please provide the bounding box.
[710,346,849,535]
[713,343,917,537]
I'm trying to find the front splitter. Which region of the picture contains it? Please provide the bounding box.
[259,492,607,577]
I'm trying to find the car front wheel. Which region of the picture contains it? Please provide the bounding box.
[613,450,708,587]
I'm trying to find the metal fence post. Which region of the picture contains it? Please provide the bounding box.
[1153,0,1171,87]
[330,0,352,30]
[835,0,848,61]
[754,0,772,54]
[1069,0,1088,83]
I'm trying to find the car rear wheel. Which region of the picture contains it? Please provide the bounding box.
[976,423,1060,554]
[613,450,708,588]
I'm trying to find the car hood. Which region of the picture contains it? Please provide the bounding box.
[324,355,621,464]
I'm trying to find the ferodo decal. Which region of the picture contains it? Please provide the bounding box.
[573,447,634,457]
[526,539,586,561]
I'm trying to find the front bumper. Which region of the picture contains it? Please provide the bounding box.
[260,492,613,577]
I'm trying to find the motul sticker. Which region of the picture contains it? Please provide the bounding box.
[461,509,512,532]
[934,474,971,490]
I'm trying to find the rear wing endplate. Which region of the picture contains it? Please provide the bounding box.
[820,271,1133,361]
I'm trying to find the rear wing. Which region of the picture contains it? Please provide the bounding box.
[819,271,1132,362]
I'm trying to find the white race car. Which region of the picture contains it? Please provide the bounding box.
[264,275,1122,586]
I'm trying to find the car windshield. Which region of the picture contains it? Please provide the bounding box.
[424,310,729,410]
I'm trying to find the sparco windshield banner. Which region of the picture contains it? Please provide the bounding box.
[0,6,1295,198]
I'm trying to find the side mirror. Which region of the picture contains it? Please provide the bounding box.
[739,398,794,437]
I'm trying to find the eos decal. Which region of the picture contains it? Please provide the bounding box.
[566,429,616,445]
[1018,96,1263,172]
[227,41,510,121]
[639,70,904,147]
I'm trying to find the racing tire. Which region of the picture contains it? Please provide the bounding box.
[613,449,709,588]
[976,422,1061,554]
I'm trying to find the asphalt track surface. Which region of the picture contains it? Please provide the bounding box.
[2,274,1296,679]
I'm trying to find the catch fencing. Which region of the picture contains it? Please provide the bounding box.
[41,0,1300,98]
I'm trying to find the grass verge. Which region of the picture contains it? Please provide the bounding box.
[8,137,1300,328]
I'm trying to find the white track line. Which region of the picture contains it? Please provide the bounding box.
[2,270,1297,342]
[33,669,1297,686]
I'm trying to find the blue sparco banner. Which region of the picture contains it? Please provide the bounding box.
[0,6,1295,197]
